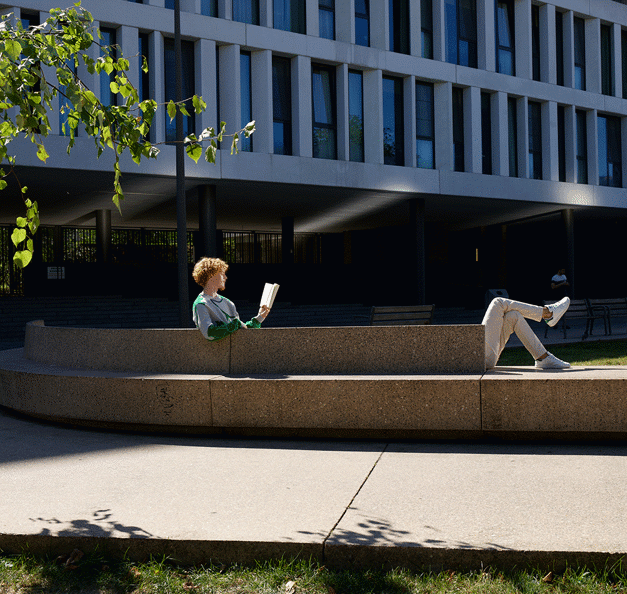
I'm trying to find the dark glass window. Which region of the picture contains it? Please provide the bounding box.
[421,0,433,59]
[20,11,38,30]
[532,5,540,81]
[201,0,218,16]
[274,0,305,33]
[273,57,292,155]
[100,27,117,107]
[598,114,622,188]
[383,77,404,166]
[445,0,477,68]
[557,105,565,182]
[355,0,369,47]
[165,0,174,8]
[452,87,464,171]
[389,0,409,54]
[508,97,518,177]
[574,17,585,90]
[481,92,492,175]
[416,82,434,169]
[528,101,542,180]
[349,70,364,162]
[233,0,259,24]
[623,30,627,98]
[556,12,564,86]
[496,0,514,75]
[138,33,150,103]
[575,109,587,184]
[164,38,195,143]
[312,64,336,159]
[319,0,335,40]
[601,24,613,96]
[240,51,252,152]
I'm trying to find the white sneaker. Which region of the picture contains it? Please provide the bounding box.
[535,352,571,369]
[545,297,570,327]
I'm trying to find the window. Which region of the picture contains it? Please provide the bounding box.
[508,97,518,177]
[558,105,565,182]
[416,82,434,169]
[138,33,150,103]
[274,0,305,34]
[355,0,369,47]
[319,0,335,40]
[601,24,613,96]
[496,0,514,75]
[532,5,540,81]
[201,0,217,16]
[165,0,174,7]
[528,101,542,179]
[240,51,252,152]
[421,0,433,59]
[575,110,587,184]
[99,27,117,107]
[574,17,585,90]
[312,64,336,159]
[446,0,477,68]
[273,57,292,155]
[20,11,38,30]
[233,0,259,24]
[481,92,492,175]
[623,30,627,98]
[349,70,364,162]
[598,114,622,188]
[556,12,564,86]
[164,38,195,143]
[389,0,409,54]
[383,77,404,166]
[452,87,464,171]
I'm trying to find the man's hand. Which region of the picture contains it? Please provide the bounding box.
[258,305,270,321]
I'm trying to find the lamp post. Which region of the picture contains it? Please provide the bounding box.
[174,0,189,327]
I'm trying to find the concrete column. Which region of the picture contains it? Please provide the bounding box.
[369,0,387,50]
[219,44,241,146]
[563,11,575,88]
[409,0,421,57]
[150,32,166,145]
[198,185,217,258]
[465,86,482,174]
[260,0,271,28]
[118,26,140,91]
[306,0,319,37]
[540,3,556,84]
[586,18,601,95]
[404,75,416,167]
[562,209,575,298]
[518,96,528,178]
[613,23,622,98]
[477,0,494,72]
[493,91,509,176]
[409,198,426,305]
[197,39,217,136]
[292,55,312,157]
[218,0,231,20]
[543,101,558,181]
[564,105,576,183]
[282,216,294,265]
[515,0,532,80]
[252,49,273,154]
[434,81,453,171]
[96,209,112,265]
[337,64,350,162]
[363,69,383,164]
[432,0,445,62]
[622,116,627,189]
[587,109,598,186]
[335,0,354,44]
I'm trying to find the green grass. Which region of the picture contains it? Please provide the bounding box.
[1,553,627,594]
[497,339,627,367]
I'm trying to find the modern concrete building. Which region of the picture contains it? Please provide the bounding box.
[1,0,627,307]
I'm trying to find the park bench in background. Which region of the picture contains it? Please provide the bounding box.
[370,305,435,326]
[586,298,627,335]
[543,299,608,340]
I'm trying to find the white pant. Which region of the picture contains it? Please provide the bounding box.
[482,297,547,369]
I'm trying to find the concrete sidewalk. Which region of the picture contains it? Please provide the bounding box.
[1,407,626,571]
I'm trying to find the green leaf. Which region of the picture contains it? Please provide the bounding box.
[5,40,22,61]
[36,143,50,162]
[186,142,202,163]
[0,180,7,191]
[13,250,33,269]
[167,100,176,122]
[16,217,27,228]
[11,228,27,247]
[205,143,217,164]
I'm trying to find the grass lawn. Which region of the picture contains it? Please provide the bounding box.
[497,339,627,367]
[1,554,627,594]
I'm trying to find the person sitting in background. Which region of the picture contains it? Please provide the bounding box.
[191,257,270,341]
[551,268,570,299]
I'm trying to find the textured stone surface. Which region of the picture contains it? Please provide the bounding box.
[482,365,627,434]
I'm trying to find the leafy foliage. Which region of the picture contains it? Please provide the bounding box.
[0,3,254,268]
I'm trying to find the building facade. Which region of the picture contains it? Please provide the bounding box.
[1,0,627,307]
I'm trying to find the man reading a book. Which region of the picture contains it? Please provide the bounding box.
[192,257,270,341]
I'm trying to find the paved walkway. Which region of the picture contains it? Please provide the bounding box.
[1,407,626,571]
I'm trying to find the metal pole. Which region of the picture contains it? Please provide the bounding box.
[174,0,189,327]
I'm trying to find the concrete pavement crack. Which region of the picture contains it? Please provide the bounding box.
[321,442,389,557]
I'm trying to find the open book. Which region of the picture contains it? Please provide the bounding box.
[260,283,280,309]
